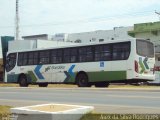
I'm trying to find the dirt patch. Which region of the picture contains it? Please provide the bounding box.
[29,105,79,112]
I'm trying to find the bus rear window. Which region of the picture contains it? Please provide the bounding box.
[136,40,154,58]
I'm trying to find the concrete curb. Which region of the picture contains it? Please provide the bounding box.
[11,103,94,120]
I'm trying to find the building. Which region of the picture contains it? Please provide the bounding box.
[8,40,77,51]
[66,26,133,43]
[51,33,68,42]
[128,21,160,84]
[0,36,14,82]
[22,34,49,40]
[128,21,160,66]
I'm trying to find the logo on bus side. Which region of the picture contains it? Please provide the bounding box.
[45,66,65,72]
[139,57,149,74]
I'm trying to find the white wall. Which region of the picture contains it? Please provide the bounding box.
[51,33,68,42]
[8,40,36,51]
[36,40,76,48]
[8,39,77,52]
[67,27,133,43]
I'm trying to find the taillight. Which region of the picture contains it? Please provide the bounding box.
[135,60,138,73]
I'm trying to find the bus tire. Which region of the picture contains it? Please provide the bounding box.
[19,75,28,87]
[38,83,48,87]
[95,82,109,88]
[76,73,91,87]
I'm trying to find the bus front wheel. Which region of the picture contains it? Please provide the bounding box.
[76,73,91,87]
[19,75,28,87]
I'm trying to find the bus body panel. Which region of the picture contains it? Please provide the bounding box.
[132,39,155,81]
[5,38,155,85]
[6,61,127,83]
[134,56,155,81]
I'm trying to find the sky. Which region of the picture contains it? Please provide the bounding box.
[0,0,160,37]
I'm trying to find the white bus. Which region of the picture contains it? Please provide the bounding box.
[5,38,155,87]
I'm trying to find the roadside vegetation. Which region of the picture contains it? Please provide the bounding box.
[0,106,12,120]
[0,105,11,114]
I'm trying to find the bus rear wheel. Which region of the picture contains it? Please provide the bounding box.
[76,73,91,87]
[95,82,109,88]
[38,83,48,87]
[19,75,28,87]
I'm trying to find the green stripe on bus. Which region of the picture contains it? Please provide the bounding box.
[88,71,126,82]
[64,73,76,83]
[28,71,37,83]
[65,71,126,83]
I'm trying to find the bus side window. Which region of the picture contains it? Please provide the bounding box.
[70,48,77,63]
[51,49,62,64]
[95,46,102,61]
[18,53,23,66]
[28,52,34,65]
[64,49,71,63]
[95,45,111,61]
[23,53,28,65]
[57,49,62,63]
[51,50,57,64]
[25,51,39,65]
[79,46,93,62]
[112,42,130,60]
[18,52,28,66]
[86,47,93,62]
[33,52,38,65]
[39,51,50,64]
[103,45,111,60]
[79,47,86,62]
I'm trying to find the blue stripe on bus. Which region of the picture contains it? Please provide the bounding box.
[68,65,75,77]
[34,65,44,80]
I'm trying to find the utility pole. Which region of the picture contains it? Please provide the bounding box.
[15,0,20,41]
[155,10,160,21]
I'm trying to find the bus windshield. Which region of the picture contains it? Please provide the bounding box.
[136,39,154,58]
[6,53,17,72]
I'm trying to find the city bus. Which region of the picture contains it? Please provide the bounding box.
[5,38,155,87]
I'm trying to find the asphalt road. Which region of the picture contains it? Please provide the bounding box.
[0,87,160,113]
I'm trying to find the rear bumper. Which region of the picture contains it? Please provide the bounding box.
[133,74,155,81]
